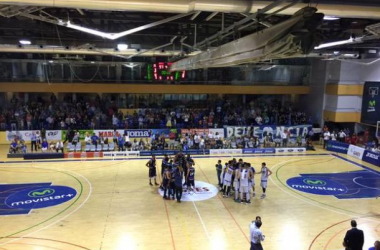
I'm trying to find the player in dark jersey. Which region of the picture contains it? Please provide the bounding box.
[169,160,176,200]
[175,151,187,186]
[160,154,170,190]
[162,165,171,200]
[186,164,195,194]
[146,155,158,186]
[174,166,184,202]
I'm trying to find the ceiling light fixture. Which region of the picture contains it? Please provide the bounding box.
[315,38,358,50]
[19,40,31,45]
[117,44,128,51]
[324,16,340,21]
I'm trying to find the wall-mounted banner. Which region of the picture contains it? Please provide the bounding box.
[326,141,349,154]
[348,145,365,160]
[224,125,312,139]
[6,130,62,142]
[62,130,94,141]
[94,129,152,138]
[242,148,275,154]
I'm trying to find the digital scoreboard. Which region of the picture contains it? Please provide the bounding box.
[146,62,186,81]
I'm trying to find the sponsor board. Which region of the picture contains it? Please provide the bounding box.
[64,152,103,158]
[1,183,77,215]
[6,130,62,142]
[209,149,242,155]
[242,148,275,154]
[326,141,349,154]
[103,151,140,157]
[140,150,209,156]
[362,150,380,167]
[348,145,365,160]
[158,181,218,202]
[287,177,347,196]
[62,130,94,141]
[95,129,152,138]
[275,148,306,153]
[224,125,312,140]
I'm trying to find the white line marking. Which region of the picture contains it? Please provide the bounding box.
[353,177,380,190]
[0,166,93,246]
[191,200,211,241]
[269,157,380,223]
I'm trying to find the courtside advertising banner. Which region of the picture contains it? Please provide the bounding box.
[347,145,365,160]
[6,130,61,142]
[180,128,224,138]
[362,150,380,167]
[94,129,152,138]
[224,125,312,139]
[326,141,349,154]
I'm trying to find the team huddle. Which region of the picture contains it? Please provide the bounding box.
[217,158,272,203]
[146,151,195,203]
[146,152,272,203]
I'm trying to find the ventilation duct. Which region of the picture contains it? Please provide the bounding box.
[170,7,324,71]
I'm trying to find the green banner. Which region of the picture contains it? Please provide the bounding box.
[61,130,94,141]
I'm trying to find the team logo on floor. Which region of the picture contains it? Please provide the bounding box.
[287,177,347,196]
[158,181,218,202]
[0,183,77,215]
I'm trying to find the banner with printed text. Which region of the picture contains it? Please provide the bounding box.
[224,125,312,139]
[6,130,62,142]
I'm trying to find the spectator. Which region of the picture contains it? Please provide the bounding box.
[281,130,288,147]
[338,130,346,143]
[91,133,99,150]
[49,141,56,152]
[20,139,27,153]
[369,240,380,250]
[56,140,64,153]
[30,132,37,152]
[72,132,79,147]
[306,138,315,151]
[343,220,364,250]
[9,140,18,154]
[323,130,331,149]
[351,133,358,146]
[117,134,124,151]
[84,133,91,145]
[41,139,48,152]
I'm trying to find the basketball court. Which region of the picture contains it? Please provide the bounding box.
[0,149,379,250]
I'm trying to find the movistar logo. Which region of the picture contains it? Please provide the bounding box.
[28,188,55,197]
[368,100,376,112]
[369,100,376,107]
[303,178,326,186]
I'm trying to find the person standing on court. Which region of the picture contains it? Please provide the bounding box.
[323,130,331,149]
[174,166,184,203]
[343,220,364,250]
[250,220,265,250]
[216,160,223,188]
[30,131,37,152]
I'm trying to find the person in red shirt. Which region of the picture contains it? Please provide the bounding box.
[351,133,358,145]
[345,136,351,144]
[364,129,369,144]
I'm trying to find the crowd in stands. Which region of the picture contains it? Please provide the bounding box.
[321,126,380,152]
[9,128,317,154]
[1,94,312,131]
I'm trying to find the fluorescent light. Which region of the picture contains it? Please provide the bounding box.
[19,40,31,45]
[91,61,95,64]
[48,60,54,63]
[117,44,128,51]
[324,16,340,20]
[315,38,354,50]
[66,21,112,39]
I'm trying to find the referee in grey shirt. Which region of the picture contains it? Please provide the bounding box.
[250,220,265,250]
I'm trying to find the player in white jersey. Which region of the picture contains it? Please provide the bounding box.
[234,163,242,202]
[257,162,272,199]
[222,161,234,197]
[239,163,251,204]
[248,163,256,198]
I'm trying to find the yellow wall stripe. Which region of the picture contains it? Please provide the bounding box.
[326,84,364,96]
[323,110,361,123]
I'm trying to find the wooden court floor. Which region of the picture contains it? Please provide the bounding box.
[0,149,379,250]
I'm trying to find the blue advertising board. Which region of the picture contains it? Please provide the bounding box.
[326,141,349,154]
[224,125,312,140]
[243,148,275,154]
[362,150,380,167]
